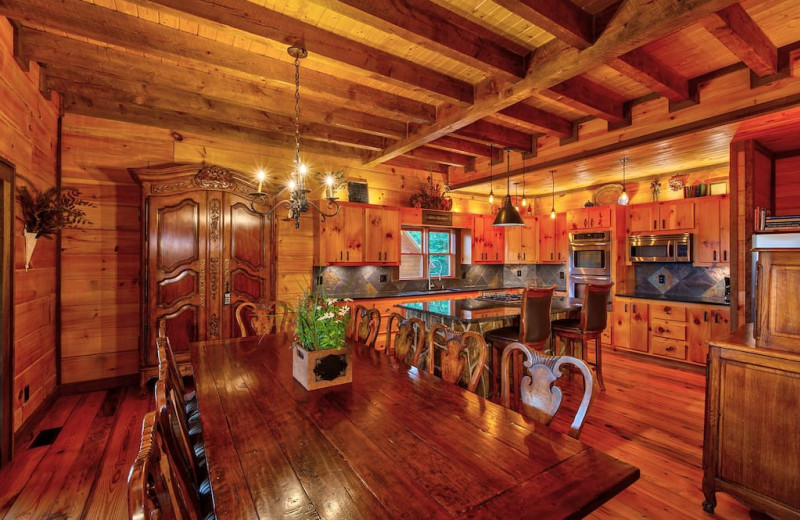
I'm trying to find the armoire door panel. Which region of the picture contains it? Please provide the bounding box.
[229,201,267,270]
[157,270,199,309]
[231,268,265,302]
[157,198,202,273]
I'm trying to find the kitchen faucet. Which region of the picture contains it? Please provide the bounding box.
[427,260,443,290]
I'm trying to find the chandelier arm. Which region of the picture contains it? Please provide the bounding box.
[306,198,341,222]
[250,195,292,217]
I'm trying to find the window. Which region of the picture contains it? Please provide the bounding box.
[399,227,456,280]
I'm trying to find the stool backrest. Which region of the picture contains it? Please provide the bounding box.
[580,282,614,333]
[520,284,557,344]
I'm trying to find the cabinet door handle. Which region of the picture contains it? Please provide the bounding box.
[713,250,717,261]
[653,219,657,229]
[340,251,343,261]
[714,312,719,324]
[723,250,728,262]
[347,251,350,261]
[523,253,526,260]
[591,218,594,227]
[662,219,666,229]
[584,218,588,228]
[624,303,628,312]
[704,311,708,322]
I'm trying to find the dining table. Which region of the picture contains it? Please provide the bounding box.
[190,334,639,519]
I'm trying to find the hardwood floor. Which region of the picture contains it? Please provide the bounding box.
[0,351,755,520]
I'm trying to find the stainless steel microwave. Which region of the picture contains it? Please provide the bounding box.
[629,234,692,262]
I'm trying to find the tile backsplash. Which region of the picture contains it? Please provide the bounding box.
[316,263,567,298]
[633,263,730,299]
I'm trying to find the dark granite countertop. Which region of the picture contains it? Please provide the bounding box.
[332,285,524,300]
[398,296,579,324]
[615,292,730,306]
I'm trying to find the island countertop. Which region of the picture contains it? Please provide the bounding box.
[397,296,579,324]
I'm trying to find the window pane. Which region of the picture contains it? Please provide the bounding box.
[429,255,451,277]
[401,230,423,253]
[429,231,450,253]
[400,254,423,279]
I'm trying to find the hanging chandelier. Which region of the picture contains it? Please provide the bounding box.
[249,46,340,228]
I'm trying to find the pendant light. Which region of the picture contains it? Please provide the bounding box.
[550,169,557,219]
[514,182,520,211]
[617,156,630,206]
[492,148,524,227]
[488,144,495,204]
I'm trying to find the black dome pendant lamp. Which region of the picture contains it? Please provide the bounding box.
[492,148,524,227]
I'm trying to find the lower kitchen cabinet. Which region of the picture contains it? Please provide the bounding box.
[612,297,731,366]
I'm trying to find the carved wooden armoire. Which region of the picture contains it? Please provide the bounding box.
[132,164,273,386]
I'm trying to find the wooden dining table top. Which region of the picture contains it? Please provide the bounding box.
[190,334,639,519]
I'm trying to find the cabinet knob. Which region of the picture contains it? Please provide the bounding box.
[666,346,675,352]
[665,307,671,314]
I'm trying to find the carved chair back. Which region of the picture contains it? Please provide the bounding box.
[519,284,557,347]
[500,342,595,439]
[351,304,381,348]
[427,323,488,393]
[385,313,427,366]
[128,411,186,520]
[235,300,294,337]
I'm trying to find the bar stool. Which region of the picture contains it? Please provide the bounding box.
[483,285,556,407]
[551,282,613,391]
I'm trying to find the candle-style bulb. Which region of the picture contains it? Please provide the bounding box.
[550,208,556,219]
[255,170,266,193]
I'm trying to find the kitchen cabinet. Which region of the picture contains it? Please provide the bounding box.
[566,205,612,231]
[694,195,730,265]
[364,206,400,264]
[703,326,800,519]
[506,216,537,264]
[627,199,694,233]
[649,303,688,361]
[318,203,400,265]
[687,306,730,364]
[539,214,567,264]
[473,214,505,264]
[754,248,800,353]
[611,297,648,352]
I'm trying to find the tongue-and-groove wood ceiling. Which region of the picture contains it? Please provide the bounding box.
[3,0,800,196]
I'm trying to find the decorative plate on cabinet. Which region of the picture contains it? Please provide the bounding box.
[593,184,623,206]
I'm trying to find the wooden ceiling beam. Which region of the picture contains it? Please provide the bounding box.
[27,35,408,140]
[0,1,436,124]
[609,48,690,102]
[542,77,627,123]
[49,76,389,151]
[308,0,526,79]
[492,0,594,49]
[701,4,778,77]
[427,136,503,160]
[384,156,449,174]
[363,0,741,166]
[454,121,533,153]
[498,102,572,138]
[405,147,474,168]
[139,0,474,104]
[62,93,363,160]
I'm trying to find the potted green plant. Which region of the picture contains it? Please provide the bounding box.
[291,285,353,390]
[16,185,93,270]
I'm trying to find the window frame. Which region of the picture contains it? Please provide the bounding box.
[399,226,456,281]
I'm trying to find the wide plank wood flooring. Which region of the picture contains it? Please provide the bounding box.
[0,350,755,520]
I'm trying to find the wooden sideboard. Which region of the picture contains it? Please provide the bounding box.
[702,325,800,519]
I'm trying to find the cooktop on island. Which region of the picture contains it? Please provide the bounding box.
[476,293,523,303]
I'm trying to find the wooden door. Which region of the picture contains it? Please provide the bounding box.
[223,193,270,339]
[566,207,588,231]
[630,301,649,352]
[363,207,399,264]
[628,203,656,233]
[491,225,505,263]
[145,191,208,367]
[520,216,537,264]
[539,215,557,263]
[590,206,612,229]
[322,204,364,264]
[472,214,487,263]
[611,299,631,349]
[504,224,522,263]
[661,200,694,230]
[694,197,720,265]
[687,307,711,364]
[555,213,568,263]
[0,160,13,467]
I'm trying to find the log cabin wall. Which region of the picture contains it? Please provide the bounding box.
[0,18,60,433]
[774,154,800,215]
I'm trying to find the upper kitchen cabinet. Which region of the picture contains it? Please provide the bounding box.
[318,203,401,266]
[567,206,612,231]
[627,200,695,233]
[473,214,505,264]
[505,216,537,264]
[694,195,730,266]
[364,206,400,264]
[539,213,567,264]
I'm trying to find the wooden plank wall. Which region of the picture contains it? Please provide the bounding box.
[0,17,60,432]
[774,154,800,215]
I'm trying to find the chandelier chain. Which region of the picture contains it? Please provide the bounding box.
[294,52,301,168]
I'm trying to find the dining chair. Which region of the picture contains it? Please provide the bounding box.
[427,323,488,393]
[350,304,381,348]
[155,377,211,498]
[500,342,595,439]
[483,285,557,402]
[156,326,200,433]
[551,282,614,391]
[235,300,294,337]
[385,312,427,367]
[128,411,187,520]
